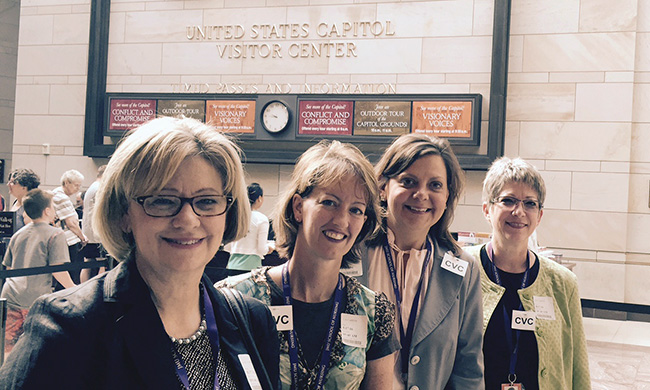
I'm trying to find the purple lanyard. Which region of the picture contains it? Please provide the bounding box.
[382,237,432,380]
[486,242,530,379]
[281,262,345,390]
[172,286,221,390]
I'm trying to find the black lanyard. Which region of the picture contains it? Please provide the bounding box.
[281,262,344,390]
[382,237,432,381]
[486,242,531,381]
[172,286,221,390]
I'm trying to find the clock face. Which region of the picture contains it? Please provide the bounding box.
[262,101,290,133]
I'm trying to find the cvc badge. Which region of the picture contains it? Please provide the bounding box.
[269,305,293,331]
[441,252,468,277]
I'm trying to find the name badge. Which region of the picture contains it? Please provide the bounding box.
[269,305,293,331]
[341,313,368,348]
[238,354,262,390]
[340,261,363,277]
[511,310,536,331]
[441,252,468,277]
[533,296,556,320]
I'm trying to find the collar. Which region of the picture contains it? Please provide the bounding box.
[386,227,428,255]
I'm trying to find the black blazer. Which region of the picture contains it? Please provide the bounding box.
[0,259,280,390]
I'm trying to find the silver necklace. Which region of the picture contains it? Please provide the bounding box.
[170,318,207,345]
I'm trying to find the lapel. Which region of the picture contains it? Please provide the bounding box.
[104,259,179,389]
[411,238,464,349]
[207,280,255,390]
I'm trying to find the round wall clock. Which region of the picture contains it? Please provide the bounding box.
[261,101,290,133]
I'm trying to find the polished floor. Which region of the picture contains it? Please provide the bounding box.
[584,317,650,389]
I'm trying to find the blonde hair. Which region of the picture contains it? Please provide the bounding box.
[94,116,250,260]
[273,140,381,268]
[483,156,546,206]
[60,170,84,186]
[371,134,464,254]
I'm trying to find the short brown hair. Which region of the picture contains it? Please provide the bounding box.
[23,189,53,220]
[371,134,464,254]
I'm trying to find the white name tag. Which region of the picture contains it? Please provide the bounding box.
[441,252,468,277]
[511,310,536,331]
[340,261,363,277]
[238,354,262,390]
[340,313,368,348]
[269,305,293,331]
[533,296,556,320]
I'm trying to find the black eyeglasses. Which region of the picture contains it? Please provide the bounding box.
[134,195,233,217]
[493,196,542,212]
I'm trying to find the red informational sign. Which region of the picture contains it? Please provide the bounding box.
[109,99,156,131]
[206,100,256,133]
[412,101,473,138]
[298,100,353,136]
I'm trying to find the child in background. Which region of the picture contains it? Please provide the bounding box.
[1,189,76,356]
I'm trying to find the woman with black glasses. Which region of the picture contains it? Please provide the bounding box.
[0,117,280,390]
[466,157,590,390]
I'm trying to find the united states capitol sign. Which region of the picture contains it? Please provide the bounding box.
[185,20,396,59]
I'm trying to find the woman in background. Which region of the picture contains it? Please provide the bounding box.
[226,183,272,271]
[218,140,399,389]
[358,134,484,389]
[466,157,590,390]
[7,168,41,230]
[0,117,280,390]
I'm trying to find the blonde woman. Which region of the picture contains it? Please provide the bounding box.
[218,140,399,390]
[0,117,280,389]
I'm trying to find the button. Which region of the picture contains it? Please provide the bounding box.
[410,356,420,365]
[409,386,419,390]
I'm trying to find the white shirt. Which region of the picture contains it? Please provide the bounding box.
[82,180,100,243]
[227,210,270,257]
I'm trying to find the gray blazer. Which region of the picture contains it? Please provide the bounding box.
[357,237,485,390]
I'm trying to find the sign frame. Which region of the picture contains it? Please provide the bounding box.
[82,0,511,169]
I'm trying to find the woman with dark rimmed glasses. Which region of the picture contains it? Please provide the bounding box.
[466,156,591,390]
[0,116,280,390]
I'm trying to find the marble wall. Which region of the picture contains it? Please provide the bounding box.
[0,0,20,203]
[7,0,650,305]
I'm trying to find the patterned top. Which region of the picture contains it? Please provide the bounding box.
[173,331,238,390]
[216,267,398,390]
[52,187,80,246]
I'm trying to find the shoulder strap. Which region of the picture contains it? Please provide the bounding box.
[221,288,274,390]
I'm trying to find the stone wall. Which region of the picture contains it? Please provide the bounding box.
[8,0,650,304]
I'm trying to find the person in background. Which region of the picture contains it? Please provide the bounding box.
[1,189,75,357]
[80,164,107,282]
[465,157,591,390]
[218,140,399,390]
[226,182,272,271]
[0,116,280,389]
[7,168,41,231]
[357,134,484,389]
[52,169,87,285]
